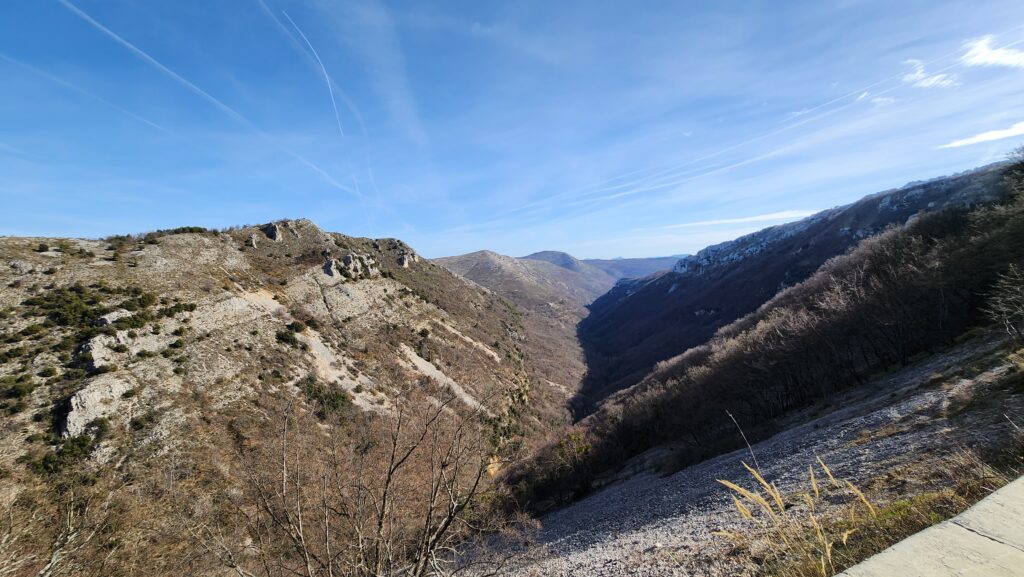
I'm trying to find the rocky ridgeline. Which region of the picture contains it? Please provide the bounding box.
[673,212,831,276]
[0,218,542,484]
[672,163,1007,277]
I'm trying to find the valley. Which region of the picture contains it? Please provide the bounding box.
[1,160,1023,576]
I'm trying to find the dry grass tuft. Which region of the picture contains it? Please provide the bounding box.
[717,454,1011,577]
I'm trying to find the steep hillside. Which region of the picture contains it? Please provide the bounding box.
[0,220,556,575]
[433,250,603,397]
[439,250,615,307]
[513,335,1024,576]
[510,165,1024,511]
[576,163,1009,410]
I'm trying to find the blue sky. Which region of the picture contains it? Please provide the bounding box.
[2,1,1024,258]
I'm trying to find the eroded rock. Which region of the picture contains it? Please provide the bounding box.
[263,223,283,242]
[63,374,132,437]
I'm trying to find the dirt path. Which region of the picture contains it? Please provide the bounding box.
[514,337,1018,576]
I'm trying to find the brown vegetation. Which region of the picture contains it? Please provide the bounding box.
[509,160,1024,510]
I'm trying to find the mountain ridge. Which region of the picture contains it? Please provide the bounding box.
[574,161,1011,411]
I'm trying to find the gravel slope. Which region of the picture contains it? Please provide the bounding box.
[515,336,1018,576]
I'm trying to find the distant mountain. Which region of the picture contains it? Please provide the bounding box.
[433,249,683,397]
[433,250,611,394]
[580,255,685,280]
[575,162,1010,412]
[435,250,615,307]
[520,250,682,282]
[521,251,591,273]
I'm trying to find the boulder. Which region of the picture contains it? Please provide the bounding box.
[263,223,283,242]
[8,260,33,274]
[247,234,259,248]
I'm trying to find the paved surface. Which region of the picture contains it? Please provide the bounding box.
[840,476,1024,576]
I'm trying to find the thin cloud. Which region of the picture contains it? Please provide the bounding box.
[282,10,346,140]
[962,35,1024,69]
[57,0,357,196]
[0,52,167,132]
[857,91,895,106]
[901,59,960,88]
[940,121,1024,148]
[655,210,818,230]
[331,0,428,148]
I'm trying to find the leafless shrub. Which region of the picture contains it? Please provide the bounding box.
[188,389,528,577]
[986,264,1024,342]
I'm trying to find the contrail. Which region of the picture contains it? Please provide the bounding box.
[254,0,369,140]
[57,0,357,196]
[281,10,346,140]
[0,52,167,133]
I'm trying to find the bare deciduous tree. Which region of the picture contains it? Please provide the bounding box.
[987,264,1024,342]
[194,388,526,577]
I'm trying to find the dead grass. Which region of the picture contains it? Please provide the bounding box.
[717,345,1024,576]
[717,451,1013,577]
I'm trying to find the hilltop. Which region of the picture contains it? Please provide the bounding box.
[0,219,563,575]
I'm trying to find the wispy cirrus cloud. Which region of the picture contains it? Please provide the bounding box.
[656,210,820,229]
[962,35,1024,69]
[323,0,428,149]
[940,120,1024,148]
[857,91,896,106]
[0,52,166,132]
[901,59,960,88]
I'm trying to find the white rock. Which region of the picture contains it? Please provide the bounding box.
[63,374,132,437]
[97,309,133,326]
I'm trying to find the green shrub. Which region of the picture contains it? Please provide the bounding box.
[301,376,352,420]
[276,330,300,347]
[27,434,95,476]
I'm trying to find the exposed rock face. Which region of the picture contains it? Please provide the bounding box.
[283,221,301,239]
[263,223,283,242]
[63,374,132,437]
[0,216,570,571]
[340,253,380,279]
[673,213,828,276]
[248,234,259,248]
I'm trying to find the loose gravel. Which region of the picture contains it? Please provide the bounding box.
[512,337,1015,576]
